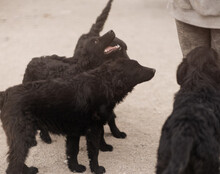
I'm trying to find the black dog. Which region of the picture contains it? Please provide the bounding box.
[156,47,220,174]
[22,0,128,144]
[1,59,155,174]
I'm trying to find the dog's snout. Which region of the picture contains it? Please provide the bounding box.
[99,30,116,46]
[144,67,156,74]
[142,67,156,81]
[152,68,156,74]
[108,30,115,36]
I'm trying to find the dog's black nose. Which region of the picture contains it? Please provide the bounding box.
[108,30,115,35]
[107,30,115,37]
[152,69,156,74]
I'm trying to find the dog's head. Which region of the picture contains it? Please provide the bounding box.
[74,30,128,60]
[73,0,128,61]
[108,59,156,89]
[74,30,123,57]
[177,47,220,86]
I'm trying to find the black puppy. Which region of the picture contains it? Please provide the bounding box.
[156,47,220,174]
[1,59,155,174]
[22,0,128,144]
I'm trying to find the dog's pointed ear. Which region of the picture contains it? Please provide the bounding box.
[176,58,188,85]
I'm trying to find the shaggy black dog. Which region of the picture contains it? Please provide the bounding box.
[156,47,220,174]
[22,0,128,144]
[1,59,155,174]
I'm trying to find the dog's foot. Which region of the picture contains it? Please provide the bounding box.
[112,131,127,139]
[100,144,113,152]
[92,166,106,174]
[40,132,52,144]
[69,163,86,173]
[27,167,39,174]
[6,165,38,174]
[29,140,37,148]
[23,165,38,174]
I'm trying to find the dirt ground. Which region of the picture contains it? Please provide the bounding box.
[0,0,182,173]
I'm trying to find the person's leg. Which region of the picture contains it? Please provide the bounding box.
[175,20,210,57]
[211,29,220,58]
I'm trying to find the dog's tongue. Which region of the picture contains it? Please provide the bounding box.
[104,45,121,54]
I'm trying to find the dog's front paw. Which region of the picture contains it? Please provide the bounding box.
[112,131,127,139]
[23,165,38,174]
[28,167,39,174]
[28,139,37,148]
[92,166,106,174]
[69,163,86,173]
[100,144,113,152]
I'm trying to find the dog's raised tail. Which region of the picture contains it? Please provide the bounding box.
[163,133,193,174]
[89,0,113,35]
[0,91,5,110]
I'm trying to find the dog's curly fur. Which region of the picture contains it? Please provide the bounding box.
[1,59,155,174]
[156,47,220,174]
[21,0,129,144]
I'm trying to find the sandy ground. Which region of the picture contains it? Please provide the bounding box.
[0,0,182,173]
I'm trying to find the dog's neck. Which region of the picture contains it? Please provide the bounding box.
[88,67,134,104]
[180,71,219,91]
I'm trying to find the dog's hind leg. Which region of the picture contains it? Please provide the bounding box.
[6,137,38,174]
[86,124,106,174]
[108,111,126,138]
[5,111,38,174]
[99,126,113,152]
[66,135,86,173]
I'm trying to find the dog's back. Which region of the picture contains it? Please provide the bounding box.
[157,90,220,174]
[23,55,72,83]
[156,47,220,174]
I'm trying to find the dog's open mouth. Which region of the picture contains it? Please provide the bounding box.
[104,44,121,54]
